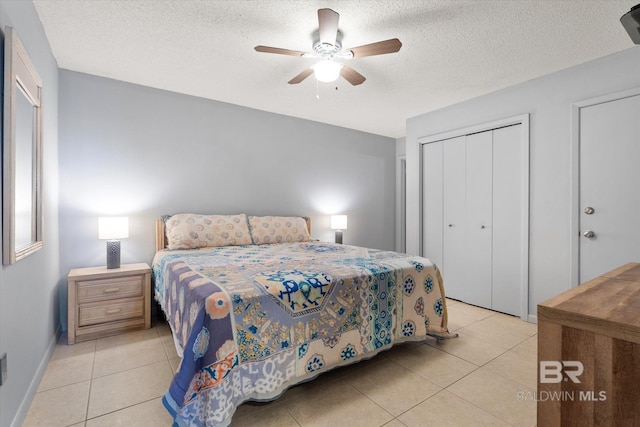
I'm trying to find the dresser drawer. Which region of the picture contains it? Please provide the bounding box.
[78,299,144,326]
[77,275,143,304]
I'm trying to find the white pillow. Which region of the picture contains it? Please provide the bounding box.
[248,216,311,245]
[165,213,252,249]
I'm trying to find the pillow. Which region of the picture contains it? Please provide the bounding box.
[165,213,252,249]
[248,216,311,245]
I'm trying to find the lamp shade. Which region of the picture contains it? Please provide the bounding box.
[98,217,129,240]
[313,60,343,83]
[331,215,347,230]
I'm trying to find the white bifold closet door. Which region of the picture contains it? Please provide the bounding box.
[491,125,524,314]
[442,136,466,303]
[422,124,523,316]
[463,131,493,309]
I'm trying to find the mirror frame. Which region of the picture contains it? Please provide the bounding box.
[3,26,43,265]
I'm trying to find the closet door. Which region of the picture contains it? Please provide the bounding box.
[464,131,493,308]
[442,136,466,300]
[422,141,444,270]
[492,125,523,315]
[421,120,527,318]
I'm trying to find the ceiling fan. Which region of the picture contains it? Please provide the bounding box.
[255,8,402,86]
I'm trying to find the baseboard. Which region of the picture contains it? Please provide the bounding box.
[11,324,61,427]
[527,314,538,324]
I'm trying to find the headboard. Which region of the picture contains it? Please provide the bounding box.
[155,216,312,252]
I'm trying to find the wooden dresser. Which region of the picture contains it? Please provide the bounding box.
[537,262,640,426]
[67,263,151,344]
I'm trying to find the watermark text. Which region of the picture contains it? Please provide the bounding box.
[517,390,607,402]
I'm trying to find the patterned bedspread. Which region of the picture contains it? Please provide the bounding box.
[153,241,451,426]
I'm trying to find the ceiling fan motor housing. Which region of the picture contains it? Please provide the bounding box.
[312,30,343,57]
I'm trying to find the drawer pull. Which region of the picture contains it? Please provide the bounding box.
[103,287,121,294]
[105,307,122,315]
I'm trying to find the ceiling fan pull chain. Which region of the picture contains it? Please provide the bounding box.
[316,79,320,100]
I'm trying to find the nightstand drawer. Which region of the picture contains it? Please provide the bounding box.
[78,299,144,326]
[77,275,143,304]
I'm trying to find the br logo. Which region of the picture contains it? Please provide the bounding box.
[540,361,584,384]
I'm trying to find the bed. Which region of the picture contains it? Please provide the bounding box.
[152,213,454,426]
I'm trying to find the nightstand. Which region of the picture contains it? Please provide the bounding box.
[67,263,151,344]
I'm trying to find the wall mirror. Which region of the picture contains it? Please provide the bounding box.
[3,27,43,264]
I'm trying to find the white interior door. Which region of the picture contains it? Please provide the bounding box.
[579,93,640,283]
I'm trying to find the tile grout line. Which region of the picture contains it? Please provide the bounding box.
[438,343,535,426]
[84,327,167,423]
[83,396,164,423]
[389,320,535,425]
[393,388,513,426]
[83,337,97,425]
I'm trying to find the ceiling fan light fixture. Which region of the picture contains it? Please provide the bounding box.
[313,59,343,82]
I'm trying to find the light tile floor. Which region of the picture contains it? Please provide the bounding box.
[24,300,538,426]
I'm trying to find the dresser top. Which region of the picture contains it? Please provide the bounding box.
[538,262,640,344]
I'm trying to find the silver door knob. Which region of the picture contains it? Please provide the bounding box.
[584,207,595,215]
[583,230,595,238]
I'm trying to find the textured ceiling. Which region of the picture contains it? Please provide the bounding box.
[33,0,637,138]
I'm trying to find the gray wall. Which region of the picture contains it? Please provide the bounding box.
[58,70,396,328]
[406,46,640,319]
[0,2,60,427]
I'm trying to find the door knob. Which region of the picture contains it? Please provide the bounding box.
[583,230,595,238]
[584,207,595,215]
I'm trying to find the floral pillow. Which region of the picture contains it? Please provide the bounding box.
[248,216,311,245]
[165,213,252,249]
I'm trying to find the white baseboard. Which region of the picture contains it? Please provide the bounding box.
[11,325,61,427]
[527,314,538,324]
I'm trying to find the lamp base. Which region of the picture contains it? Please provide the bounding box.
[335,231,343,244]
[106,240,121,269]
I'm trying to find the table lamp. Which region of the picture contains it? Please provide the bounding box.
[98,217,129,269]
[331,215,347,244]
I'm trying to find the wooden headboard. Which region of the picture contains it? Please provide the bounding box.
[155,216,312,252]
[155,219,168,253]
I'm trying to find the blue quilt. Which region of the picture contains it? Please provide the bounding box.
[153,241,451,426]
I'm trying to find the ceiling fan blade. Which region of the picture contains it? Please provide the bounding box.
[288,68,314,84]
[346,38,402,58]
[340,66,366,86]
[318,8,339,45]
[254,45,305,57]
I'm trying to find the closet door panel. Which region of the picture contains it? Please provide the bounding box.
[464,132,493,308]
[442,136,466,300]
[492,125,523,316]
[422,141,444,270]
